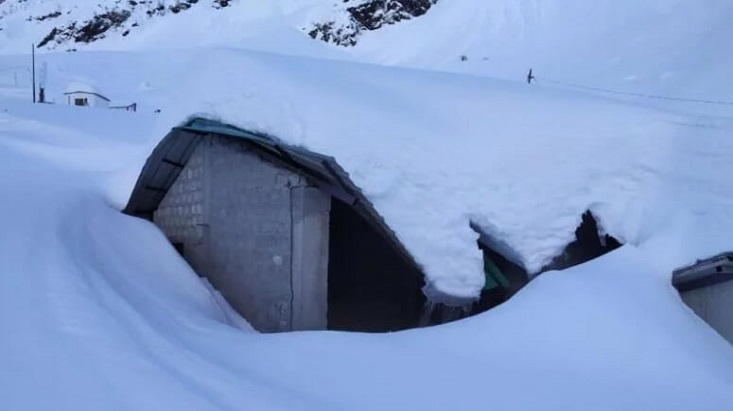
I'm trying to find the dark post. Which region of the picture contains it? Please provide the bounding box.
[31,44,36,103]
[526,68,535,84]
[39,87,45,103]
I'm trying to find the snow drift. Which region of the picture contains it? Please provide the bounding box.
[1,0,733,409]
[2,96,733,411]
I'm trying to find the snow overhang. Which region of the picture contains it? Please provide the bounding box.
[469,221,527,271]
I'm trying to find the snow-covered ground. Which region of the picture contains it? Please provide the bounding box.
[2,0,733,409]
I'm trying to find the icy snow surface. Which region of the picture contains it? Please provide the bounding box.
[1,1,733,409]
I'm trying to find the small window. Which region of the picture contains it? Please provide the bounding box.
[74,97,88,106]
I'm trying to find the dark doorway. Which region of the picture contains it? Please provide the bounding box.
[541,210,622,272]
[327,198,424,332]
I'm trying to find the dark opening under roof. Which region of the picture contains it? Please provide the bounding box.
[123,117,421,275]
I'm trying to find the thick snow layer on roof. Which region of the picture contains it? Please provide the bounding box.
[64,81,104,95]
[4,47,733,298]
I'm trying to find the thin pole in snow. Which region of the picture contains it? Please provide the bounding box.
[31,44,36,103]
[527,68,535,85]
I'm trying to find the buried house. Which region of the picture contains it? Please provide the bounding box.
[64,82,111,108]
[124,119,624,333]
[124,118,427,333]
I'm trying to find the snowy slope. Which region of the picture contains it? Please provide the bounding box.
[355,0,733,100]
[0,0,322,54]
[0,0,437,57]
[2,0,732,105]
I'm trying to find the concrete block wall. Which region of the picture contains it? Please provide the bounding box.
[153,145,206,244]
[682,281,733,345]
[154,135,330,333]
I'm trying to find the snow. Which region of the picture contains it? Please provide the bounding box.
[63,81,103,95]
[4,0,731,102]
[9,47,730,297]
[0,0,357,60]
[1,0,733,409]
[1,107,733,409]
[355,0,733,100]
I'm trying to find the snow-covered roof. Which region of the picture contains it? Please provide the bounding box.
[149,50,733,299]
[64,82,110,101]
[125,117,419,277]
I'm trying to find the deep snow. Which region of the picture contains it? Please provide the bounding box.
[1,0,733,409]
[2,96,733,411]
[2,47,733,410]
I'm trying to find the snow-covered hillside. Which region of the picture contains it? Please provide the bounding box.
[0,0,438,54]
[358,0,733,99]
[1,1,733,410]
[2,0,732,101]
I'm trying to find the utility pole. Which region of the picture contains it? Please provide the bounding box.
[31,43,36,103]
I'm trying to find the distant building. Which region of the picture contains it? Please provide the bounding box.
[63,82,110,108]
[673,252,733,345]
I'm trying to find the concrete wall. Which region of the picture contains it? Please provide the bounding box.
[290,187,330,330]
[154,136,330,332]
[153,144,206,244]
[67,93,109,108]
[682,281,733,345]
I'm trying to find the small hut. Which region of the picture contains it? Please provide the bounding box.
[64,82,110,108]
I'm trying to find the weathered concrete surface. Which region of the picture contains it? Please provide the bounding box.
[682,281,733,345]
[154,135,330,332]
[290,186,330,330]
